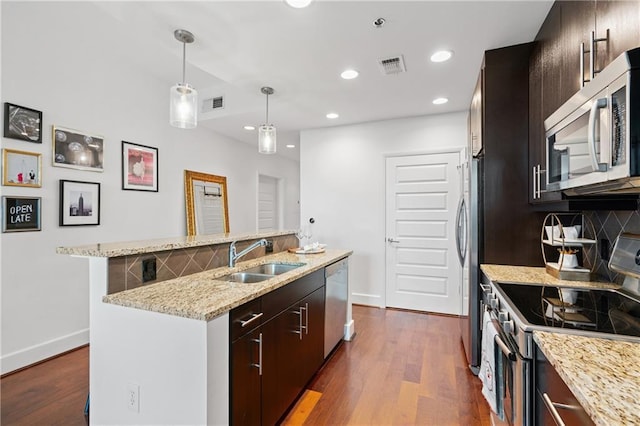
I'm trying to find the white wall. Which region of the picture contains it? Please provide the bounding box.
[300,112,467,307]
[0,2,299,373]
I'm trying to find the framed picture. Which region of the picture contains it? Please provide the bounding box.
[52,126,104,172]
[122,141,158,192]
[2,148,42,188]
[2,196,41,232]
[4,103,42,143]
[59,180,100,226]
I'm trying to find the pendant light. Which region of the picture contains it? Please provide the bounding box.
[170,29,197,129]
[258,87,276,154]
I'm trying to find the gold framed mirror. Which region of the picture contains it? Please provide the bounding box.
[184,170,230,236]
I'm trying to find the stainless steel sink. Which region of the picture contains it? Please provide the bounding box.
[242,262,304,275]
[218,272,273,283]
[218,263,304,283]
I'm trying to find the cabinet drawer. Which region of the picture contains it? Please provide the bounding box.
[230,298,263,342]
[263,269,324,319]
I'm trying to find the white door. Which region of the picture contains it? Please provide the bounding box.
[258,175,278,231]
[385,152,462,314]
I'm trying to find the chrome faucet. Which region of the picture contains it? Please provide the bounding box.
[229,239,268,267]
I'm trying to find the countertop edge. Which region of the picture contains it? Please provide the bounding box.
[56,230,296,257]
[480,264,619,289]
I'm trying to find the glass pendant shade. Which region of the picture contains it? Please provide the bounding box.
[170,83,198,129]
[258,124,277,154]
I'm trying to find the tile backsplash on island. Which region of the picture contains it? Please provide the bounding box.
[107,234,298,294]
[585,209,640,284]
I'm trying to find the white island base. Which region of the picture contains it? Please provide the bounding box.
[89,257,230,425]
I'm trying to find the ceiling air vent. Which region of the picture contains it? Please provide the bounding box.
[378,55,406,75]
[202,96,225,113]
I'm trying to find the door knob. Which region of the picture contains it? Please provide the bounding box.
[387,237,400,243]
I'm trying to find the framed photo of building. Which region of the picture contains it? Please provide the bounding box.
[59,180,100,226]
[4,103,42,143]
[2,196,41,232]
[122,141,158,192]
[52,126,104,172]
[2,148,42,188]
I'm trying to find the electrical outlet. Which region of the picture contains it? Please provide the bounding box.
[142,257,156,283]
[601,239,611,261]
[127,383,139,413]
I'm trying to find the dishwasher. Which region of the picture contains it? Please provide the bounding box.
[324,257,348,358]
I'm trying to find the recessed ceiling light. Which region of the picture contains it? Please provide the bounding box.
[430,50,453,63]
[243,125,255,131]
[326,113,339,119]
[432,97,448,105]
[286,144,296,149]
[341,69,359,80]
[285,0,313,8]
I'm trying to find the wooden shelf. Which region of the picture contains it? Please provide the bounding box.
[542,238,597,247]
[545,262,592,281]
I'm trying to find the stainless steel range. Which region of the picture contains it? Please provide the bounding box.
[481,233,640,426]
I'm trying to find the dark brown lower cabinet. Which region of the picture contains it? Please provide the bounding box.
[535,346,594,426]
[230,272,325,426]
[263,287,325,426]
[231,327,263,426]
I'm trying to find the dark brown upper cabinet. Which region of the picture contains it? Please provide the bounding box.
[595,0,640,69]
[528,0,640,206]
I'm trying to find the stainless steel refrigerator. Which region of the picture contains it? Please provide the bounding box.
[460,157,482,374]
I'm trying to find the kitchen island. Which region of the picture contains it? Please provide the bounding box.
[58,232,353,425]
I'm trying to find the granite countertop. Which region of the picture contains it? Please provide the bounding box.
[103,249,351,321]
[481,264,619,289]
[534,331,640,426]
[56,230,296,258]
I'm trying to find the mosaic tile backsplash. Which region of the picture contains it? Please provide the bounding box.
[107,234,298,294]
[584,209,640,284]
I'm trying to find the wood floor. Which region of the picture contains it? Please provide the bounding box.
[282,305,491,425]
[1,305,490,425]
[1,345,89,425]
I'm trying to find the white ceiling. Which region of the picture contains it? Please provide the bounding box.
[93,1,553,161]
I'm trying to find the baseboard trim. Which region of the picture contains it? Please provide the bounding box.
[343,319,355,341]
[1,328,89,375]
[351,292,382,308]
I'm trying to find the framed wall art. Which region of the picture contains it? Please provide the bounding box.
[184,170,229,236]
[4,103,42,143]
[2,196,41,232]
[2,148,42,187]
[52,126,104,172]
[59,180,101,226]
[122,141,158,192]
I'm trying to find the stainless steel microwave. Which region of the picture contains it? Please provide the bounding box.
[544,47,640,195]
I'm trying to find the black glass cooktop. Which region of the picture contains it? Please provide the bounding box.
[496,283,640,337]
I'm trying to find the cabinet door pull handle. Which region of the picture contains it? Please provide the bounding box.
[590,30,608,81]
[298,306,304,340]
[240,312,263,328]
[537,165,542,198]
[542,392,566,426]
[580,42,590,87]
[532,166,537,199]
[251,333,263,376]
[304,303,309,335]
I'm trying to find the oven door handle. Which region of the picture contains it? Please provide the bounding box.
[494,335,517,361]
